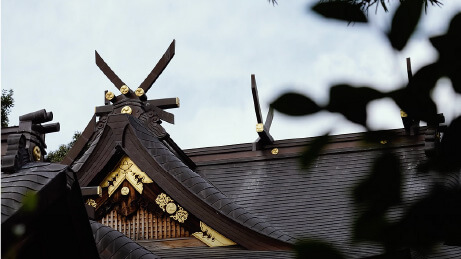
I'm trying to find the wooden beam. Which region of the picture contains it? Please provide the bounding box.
[139,39,176,93]
[145,98,180,109]
[61,115,96,165]
[95,105,114,116]
[145,105,175,124]
[95,50,127,91]
[81,186,102,197]
[406,57,413,80]
[251,74,263,124]
[264,107,274,132]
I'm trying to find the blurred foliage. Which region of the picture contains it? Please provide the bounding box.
[319,0,442,14]
[269,1,461,257]
[46,132,81,162]
[295,239,345,259]
[22,191,38,213]
[1,89,14,127]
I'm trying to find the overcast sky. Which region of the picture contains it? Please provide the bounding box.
[2,1,461,152]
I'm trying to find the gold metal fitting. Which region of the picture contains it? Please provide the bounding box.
[105,91,115,100]
[135,88,145,97]
[86,199,97,208]
[380,140,388,145]
[121,106,132,114]
[400,110,408,118]
[121,186,130,195]
[256,123,264,133]
[271,148,279,155]
[120,85,130,94]
[33,146,41,161]
[166,202,177,214]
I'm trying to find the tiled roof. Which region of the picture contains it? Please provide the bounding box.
[1,162,66,223]
[187,128,461,258]
[90,220,160,259]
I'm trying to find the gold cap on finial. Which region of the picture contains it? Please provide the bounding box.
[120,85,130,94]
[135,88,145,97]
[256,123,264,133]
[105,91,115,100]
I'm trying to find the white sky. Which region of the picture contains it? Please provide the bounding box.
[2,1,461,152]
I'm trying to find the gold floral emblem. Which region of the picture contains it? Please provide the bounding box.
[155,193,188,223]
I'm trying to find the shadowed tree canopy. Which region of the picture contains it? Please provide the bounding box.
[1,89,14,127]
[46,132,81,162]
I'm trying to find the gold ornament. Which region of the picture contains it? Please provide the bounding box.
[100,156,153,197]
[256,123,264,133]
[120,85,130,94]
[135,88,145,97]
[121,186,130,195]
[86,199,97,208]
[105,91,115,100]
[155,193,188,223]
[166,202,177,214]
[32,146,41,161]
[192,221,236,247]
[271,148,279,155]
[121,106,132,114]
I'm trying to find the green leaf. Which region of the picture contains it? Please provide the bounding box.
[295,239,345,259]
[299,134,330,171]
[326,84,384,127]
[387,0,423,51]
[271,92,321,116]
[311,2,367,23]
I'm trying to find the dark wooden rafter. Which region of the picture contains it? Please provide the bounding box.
[251,74,274,149]
[139,39,176,94]
[61,115,96,165]
[95,51,131,95]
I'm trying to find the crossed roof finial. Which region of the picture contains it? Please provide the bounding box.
[95,39,176,101]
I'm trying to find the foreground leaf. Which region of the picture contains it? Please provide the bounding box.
[295,239,344,259]
[311,2,367,23]
[299,134,330,170]
[326,84,384,127]
[387,0,423,51]
[271,92,321,116]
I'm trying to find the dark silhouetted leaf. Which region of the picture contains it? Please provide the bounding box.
[419,116,461,173]
[299,134,330,170]
[389,88,438,124]
[387,0,423,50]
[311,2,367,23]
[394,186,461,250]
[354,152,402,210]
[295,239,345,259]
[353,212,390,243]
[362,130,399,145]
[408,63,442,94]
[326,84,384,127]
[271,92,321,116]
[430,13,461,94]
